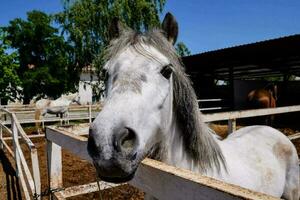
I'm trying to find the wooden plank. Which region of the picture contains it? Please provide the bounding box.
[47,139,63,189]
[200,107,225,111]
[288,133,300,141]
[1,115,97,125]
[12,117,21,177]
[0,124,2,149]
[228,119,236,134]
[11,116,32,199]
[2,109,41,198]
[31,149,41,200]
[54,181,120,198]
[3,134,45,141]
[53,191,65,200]
[18,162,31,200]
[16,143,36,194]
[13,114,36,150]
[7,115,37,195]
[2,140,14,157]
[1,123,12,135]
[130,159,280,200]
[46,127,280,200]
[198,99,223,102]
[88,104,92,123]
[46,127,91,161]
[203,105,300,122]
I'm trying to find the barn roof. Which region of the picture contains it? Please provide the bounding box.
[182,34,300,80]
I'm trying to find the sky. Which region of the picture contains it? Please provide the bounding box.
[1,0,300,54]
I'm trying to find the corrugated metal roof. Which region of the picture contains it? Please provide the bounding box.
[182,34,300,79]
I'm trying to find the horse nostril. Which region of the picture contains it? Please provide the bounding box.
[87,132,98,157]
[114,127,137,156]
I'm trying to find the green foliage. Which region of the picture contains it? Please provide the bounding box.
[0,29,22,104]
[1,1,193,103]
[176,42,191,57]
[56,0,166,98]
[4,10,75,103]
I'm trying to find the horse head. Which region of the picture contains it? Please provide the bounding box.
[72,93,81,105]
[62,92,81,105]
[87,13,180,183]
[87,13,224,183]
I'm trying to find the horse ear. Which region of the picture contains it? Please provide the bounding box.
[162,12,178,45]
[108,17,125,41]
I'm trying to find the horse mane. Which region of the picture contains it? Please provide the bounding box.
[105,29,226,173]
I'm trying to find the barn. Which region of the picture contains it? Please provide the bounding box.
[182,34,300,111]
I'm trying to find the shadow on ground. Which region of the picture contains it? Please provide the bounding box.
[0,150,22,200]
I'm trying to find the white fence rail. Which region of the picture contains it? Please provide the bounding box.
[203,105,300,136]
[44,105,300,199]
[0,108,41,200]
[203,105,300,122]
[1,104,299,199]
[198,98,229,111]
[46,125,281,200]
[0,104,101,126]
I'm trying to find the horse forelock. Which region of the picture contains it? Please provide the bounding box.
[104,29,180,69]
[105,28,226,173]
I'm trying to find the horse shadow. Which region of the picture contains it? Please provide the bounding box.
[0,150,22,200]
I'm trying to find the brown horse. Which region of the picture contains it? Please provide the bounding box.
[247,84,277,125]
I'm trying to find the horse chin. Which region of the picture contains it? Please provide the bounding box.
[92,157,140,183]
[97,171,136,183]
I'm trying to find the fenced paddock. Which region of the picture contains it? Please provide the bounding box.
[198,98,229,111]
[0,104,101,200]
[46,124,281,200]
[45,105,300,200]
[203,105,300,136]
[0,104,300,199]
[0,108,41,200]
[0,104,101,126]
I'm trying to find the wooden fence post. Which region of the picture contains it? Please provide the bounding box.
[31,149,41,200]
[12,116,21,177]
[47,139,63,192]
[228,119,236,134]
[0,125,3,149]
[89,104,92,123]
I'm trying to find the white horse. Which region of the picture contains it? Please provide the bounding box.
[87,13,299,200]
[35,93,80,132]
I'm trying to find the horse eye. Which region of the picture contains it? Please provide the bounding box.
[160,64,173,79]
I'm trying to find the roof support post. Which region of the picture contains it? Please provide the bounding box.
[229,67,235,110]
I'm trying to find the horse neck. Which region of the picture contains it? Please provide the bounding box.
[163,117,225,176]
[54,98,72,106]
[158,81,225,176]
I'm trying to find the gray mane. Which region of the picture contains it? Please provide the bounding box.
[105,28,226,173]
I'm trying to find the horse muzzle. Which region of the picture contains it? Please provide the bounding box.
[87,126,140,183]
[93,159,137,183]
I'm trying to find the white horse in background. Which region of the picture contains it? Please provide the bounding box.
[35,93,80,133]
[87,13,299,200]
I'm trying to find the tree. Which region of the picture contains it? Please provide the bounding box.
[4,10,75,103]
[56,0,166,99]
[176,42,191,57]
[0,29,22,104]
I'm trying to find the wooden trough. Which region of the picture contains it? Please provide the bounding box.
[46,124,282,200]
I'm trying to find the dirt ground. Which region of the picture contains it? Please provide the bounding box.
[0,125,299,200]
[0,127,144,200]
